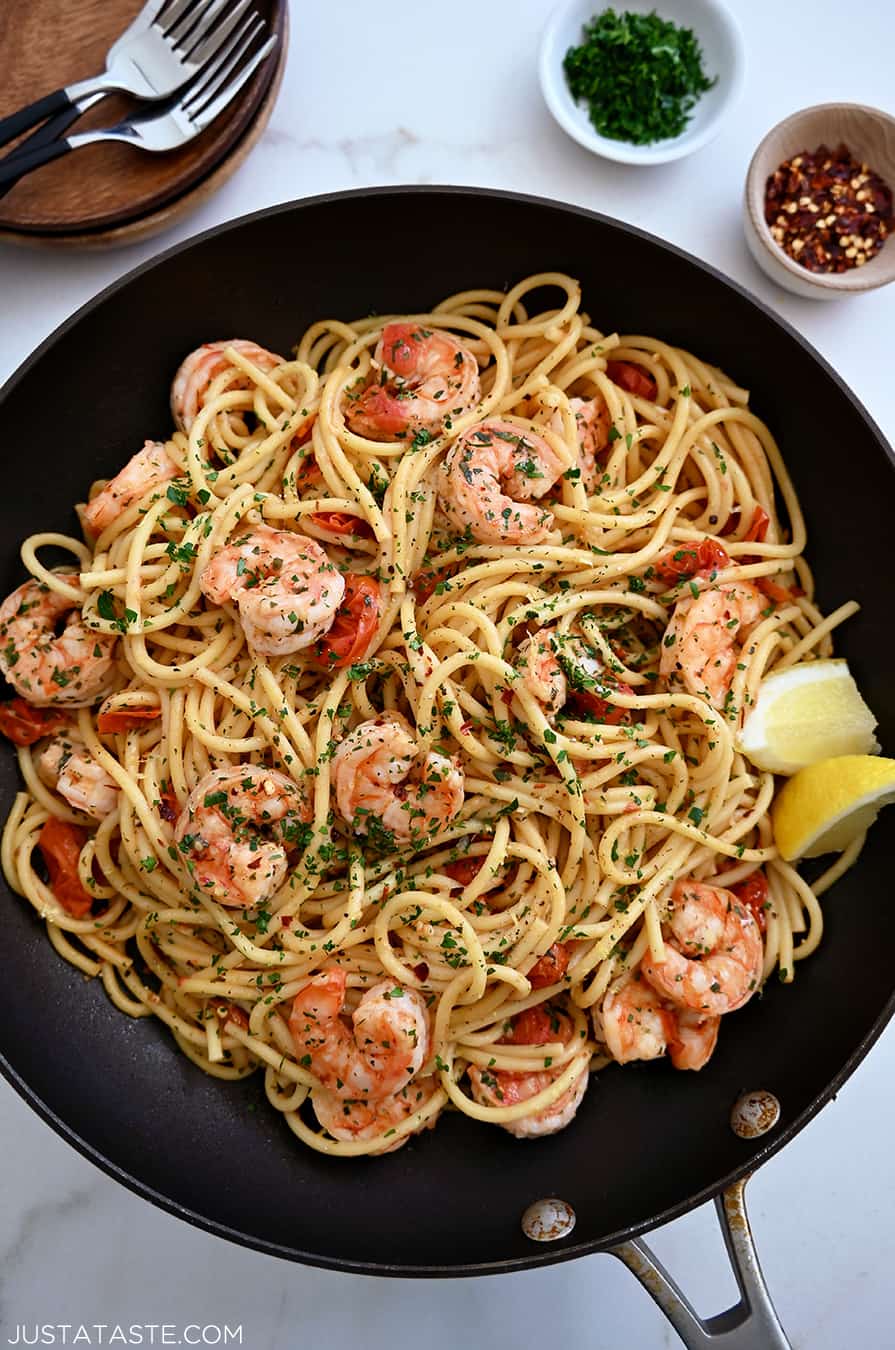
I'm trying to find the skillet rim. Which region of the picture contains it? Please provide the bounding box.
[1,183,893,1277]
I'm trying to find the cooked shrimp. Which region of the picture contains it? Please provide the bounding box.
[174,764,311,908]
[310,1076,441,1154]
[552,395,612,494]
[345,323,480,442]
[517,629,567,717]
[601,977,673,1064]
[468,1005,588,1139]
[516,627,631,723]
[660,581,766,708]
[601,976,720,1072]
[170,340,284,432]
[642,879,763,1016]
[0,578,117,707]
[331,712,464,844]
[289,969,431,1102]
[199,523,345,656]
[469,1062,588,1139]
[37,731,119,822]
[83,440,178,535]
[668,1008,720,1072]
[438,420,570,545]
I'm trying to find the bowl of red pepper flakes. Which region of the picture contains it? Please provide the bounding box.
[744,102,895,299]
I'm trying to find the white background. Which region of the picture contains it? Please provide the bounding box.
[1,1,893,1346]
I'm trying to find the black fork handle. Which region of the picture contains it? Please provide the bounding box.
[6,103,84,158]
[0,136,73,190]
[0,88,73,151]
[0,104,85,201]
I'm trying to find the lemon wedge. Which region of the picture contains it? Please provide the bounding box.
[737,659,879,774]
[772,754,895,860]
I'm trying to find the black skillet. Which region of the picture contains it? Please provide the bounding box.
[1,188,893,1349]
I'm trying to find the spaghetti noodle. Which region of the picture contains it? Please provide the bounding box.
[0,274,861,1157]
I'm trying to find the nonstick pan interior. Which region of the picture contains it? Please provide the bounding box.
[1,188,893,1275]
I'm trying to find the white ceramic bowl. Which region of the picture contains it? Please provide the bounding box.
[743,103,895,300]
[540,0,745,166]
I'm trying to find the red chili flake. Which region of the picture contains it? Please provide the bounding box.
[412,962,430,982]
[764,143,894,274]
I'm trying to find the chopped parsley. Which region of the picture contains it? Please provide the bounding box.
[563,9,717,146]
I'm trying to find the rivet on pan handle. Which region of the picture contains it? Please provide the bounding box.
[609,1177,792,1350]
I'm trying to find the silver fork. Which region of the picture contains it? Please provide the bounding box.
[0,17,276,190]
[0,0,254,151]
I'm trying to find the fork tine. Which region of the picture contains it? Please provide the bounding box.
[131,0,169,29]
[191,33,276,131]
[165,0,219,49]
[190,0,252,66]
[155,0,196,33]
[184,15,262,113]
[174,0,236,56]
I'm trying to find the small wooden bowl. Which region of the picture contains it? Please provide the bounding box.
[744,103,895,299]
[0,0,286,250]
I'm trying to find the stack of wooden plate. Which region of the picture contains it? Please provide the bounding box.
[0,0,287,248]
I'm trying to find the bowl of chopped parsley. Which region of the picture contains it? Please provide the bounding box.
[540,0,744,165]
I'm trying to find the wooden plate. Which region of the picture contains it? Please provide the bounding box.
[0,0,285,239]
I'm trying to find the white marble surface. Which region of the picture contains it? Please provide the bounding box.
[1,0,894,1346]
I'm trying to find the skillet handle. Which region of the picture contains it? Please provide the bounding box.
[609,1176,792,1349]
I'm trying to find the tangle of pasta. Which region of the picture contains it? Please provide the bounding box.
[0,273,864,1157]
